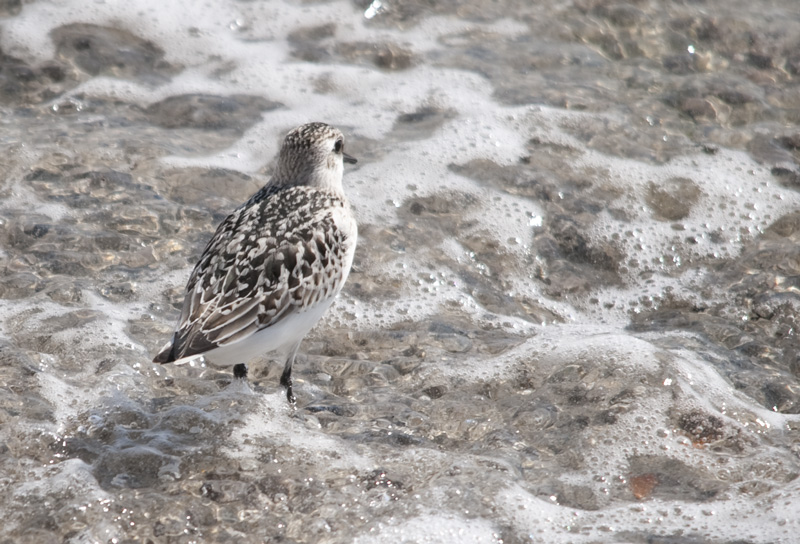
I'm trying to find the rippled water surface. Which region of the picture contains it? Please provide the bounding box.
[2,0,800,542]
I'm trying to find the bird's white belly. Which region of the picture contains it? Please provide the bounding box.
[174,297,337,367]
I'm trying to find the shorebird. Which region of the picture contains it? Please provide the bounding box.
[154,122,358,403]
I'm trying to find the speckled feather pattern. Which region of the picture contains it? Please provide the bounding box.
[154,122,357,368]
[171,186,354,358]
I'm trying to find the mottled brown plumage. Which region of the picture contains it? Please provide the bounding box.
[154,123,358,403]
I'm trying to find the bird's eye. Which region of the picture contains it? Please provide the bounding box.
[333,139,343,154]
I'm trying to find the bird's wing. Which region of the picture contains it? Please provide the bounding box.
[162,187,353,362]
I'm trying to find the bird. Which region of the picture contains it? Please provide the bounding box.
[153,122,358,403]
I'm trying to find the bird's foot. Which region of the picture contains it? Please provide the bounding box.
[233,363,248,379]
[283,380,296,405]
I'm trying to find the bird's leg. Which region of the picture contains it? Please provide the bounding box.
[233,363,248,379]
[280,341,302,404]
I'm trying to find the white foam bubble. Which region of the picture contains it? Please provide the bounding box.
[223,391,373,472]
[352,513,501,544]
[551,118,800,319]
[497,478,800,542]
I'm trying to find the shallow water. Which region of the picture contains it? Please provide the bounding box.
[2,0,800,542]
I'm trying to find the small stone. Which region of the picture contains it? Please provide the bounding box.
[0,0,22,17]
[50,23,181,84]
[646,177,702,221]
[679,97,717,121]
[145,94,281,132]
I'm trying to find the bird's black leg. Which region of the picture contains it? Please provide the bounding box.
[280,342,302,404]
[233,363,248,379]
[279,364,294,404]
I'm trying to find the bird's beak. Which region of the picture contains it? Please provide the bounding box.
[343,152,357,164]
